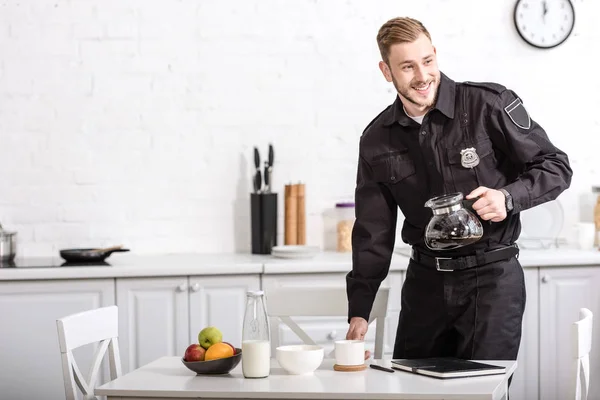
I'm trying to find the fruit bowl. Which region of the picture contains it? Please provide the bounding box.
[182,348,242,375]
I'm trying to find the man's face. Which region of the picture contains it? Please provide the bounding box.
[379,34,440,110]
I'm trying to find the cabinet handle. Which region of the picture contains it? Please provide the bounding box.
[190,283,200,292]
[541,275,551,283]
[327,330,337,340]
[176,283,187,292]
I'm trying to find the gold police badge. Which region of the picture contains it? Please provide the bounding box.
[460,147,480,168]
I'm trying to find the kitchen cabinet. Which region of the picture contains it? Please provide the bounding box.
[261,271,404,356]
[0,278,115,400]
[538,266,600,400]
[509,268,540,400]
[116,274,260,372]
[116,276,190,373]
[188,275,259,354]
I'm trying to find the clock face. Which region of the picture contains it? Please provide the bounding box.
[514,0,575,49]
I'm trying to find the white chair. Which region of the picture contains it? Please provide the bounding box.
[265,286,389,359]
[56,305,122,400]
[571,308,593,400]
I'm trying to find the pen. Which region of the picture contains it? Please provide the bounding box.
[369,364,395,373]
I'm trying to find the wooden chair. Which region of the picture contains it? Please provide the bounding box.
[265,287,389,359]
[56,305,122,400]
[571,308,593,400]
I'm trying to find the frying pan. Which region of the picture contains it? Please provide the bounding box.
[59,246,130,263]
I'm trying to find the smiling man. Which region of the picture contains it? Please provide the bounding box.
[345,17,572,366]
[382,33,440,119]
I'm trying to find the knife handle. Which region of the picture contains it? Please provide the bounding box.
[268,144,274,166]
[256,170,262,194]
[254,147,260,169]
[268,166,273,193]
[253,172,259,193]
[263,162,270,193]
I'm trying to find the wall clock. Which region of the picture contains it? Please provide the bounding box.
[514,0,575,49]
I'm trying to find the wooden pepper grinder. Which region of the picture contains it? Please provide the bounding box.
[284,184,298,245]
[296,183,306,245]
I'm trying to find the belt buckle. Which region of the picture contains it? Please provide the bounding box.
[435,257,454,272]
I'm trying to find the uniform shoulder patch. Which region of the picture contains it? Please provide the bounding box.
[504,97,531,130]
[462,81,506,94]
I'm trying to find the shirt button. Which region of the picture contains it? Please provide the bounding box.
[421,130,427,136]
[390,176,396,181]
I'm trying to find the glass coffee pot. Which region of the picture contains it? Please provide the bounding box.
[424,192,483,251]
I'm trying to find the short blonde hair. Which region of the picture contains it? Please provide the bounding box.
[376,17,432,64]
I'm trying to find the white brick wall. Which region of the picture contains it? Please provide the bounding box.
[0,0,598,256]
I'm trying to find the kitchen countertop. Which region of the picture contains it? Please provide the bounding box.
[0,253,267,281]
[1,248,600,281]
[261,251,408,274]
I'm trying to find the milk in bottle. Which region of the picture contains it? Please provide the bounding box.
[241,290,270,378]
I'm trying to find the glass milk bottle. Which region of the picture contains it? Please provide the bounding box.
[242,290,271,378]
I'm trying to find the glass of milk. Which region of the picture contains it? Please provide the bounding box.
[242,290,271,378]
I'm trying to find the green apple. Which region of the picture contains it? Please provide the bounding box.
[198,326,223,349]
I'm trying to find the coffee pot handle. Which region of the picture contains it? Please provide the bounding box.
[462,196,480,211]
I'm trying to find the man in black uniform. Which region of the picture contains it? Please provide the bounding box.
[345,17,572,363]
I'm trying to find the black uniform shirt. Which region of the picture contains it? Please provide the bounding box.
[347,72,572,322]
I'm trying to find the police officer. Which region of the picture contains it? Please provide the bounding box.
[344,17,572,363]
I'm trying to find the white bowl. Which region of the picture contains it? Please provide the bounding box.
[276,345,324,375]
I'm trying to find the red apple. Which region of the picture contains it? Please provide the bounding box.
[223,342,236,354]
[184,344,206,362]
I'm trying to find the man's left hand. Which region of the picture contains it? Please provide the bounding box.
[466,186,507,222]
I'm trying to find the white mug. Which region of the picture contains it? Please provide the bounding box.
[334,340,365,366]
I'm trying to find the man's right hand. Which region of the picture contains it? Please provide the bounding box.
[346,316,371,360]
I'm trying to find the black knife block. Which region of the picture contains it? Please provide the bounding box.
[250,193,278,254]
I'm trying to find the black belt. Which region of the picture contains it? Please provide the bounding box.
[410,244,519,272]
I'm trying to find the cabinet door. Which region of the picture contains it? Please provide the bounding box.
[539,266,600,400]
[262,272,402,355]
[0,279,114,400]
[509,267,540,400]
[116,276,189,373]
[188,275,260,350]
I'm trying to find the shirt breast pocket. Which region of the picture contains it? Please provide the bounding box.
[371,155,416,185]
[447,137,499,192]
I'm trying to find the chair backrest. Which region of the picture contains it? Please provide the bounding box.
[56,305,122,400]
[266,287,389,359]
[572,308,593,400]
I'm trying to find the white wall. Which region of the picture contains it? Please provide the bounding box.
[0,0,598,256]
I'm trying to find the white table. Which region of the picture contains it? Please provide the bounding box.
[96,357,517,400]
